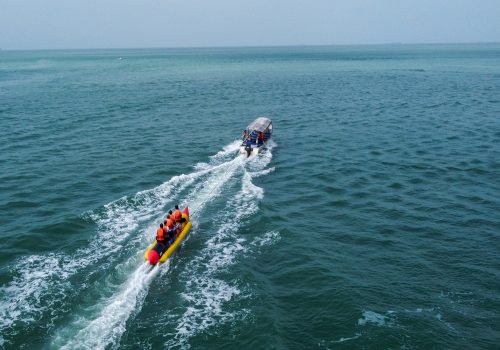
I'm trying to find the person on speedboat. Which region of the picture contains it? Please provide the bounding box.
[243,130,255,145]
[258,132,264,145]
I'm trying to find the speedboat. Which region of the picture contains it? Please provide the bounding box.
[239,117,273,156]
[144,207,192,265]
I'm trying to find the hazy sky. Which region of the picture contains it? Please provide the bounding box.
[1,0,500,50]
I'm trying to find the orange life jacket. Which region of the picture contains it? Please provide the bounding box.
[156,227,165,241]
[166,219,174,229]
[174,209,181,221]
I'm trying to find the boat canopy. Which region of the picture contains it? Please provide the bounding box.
[246,117,272,133]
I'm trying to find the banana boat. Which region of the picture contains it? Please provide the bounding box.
[144,207,192,265]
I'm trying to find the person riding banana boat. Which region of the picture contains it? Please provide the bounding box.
[153,223,170,256]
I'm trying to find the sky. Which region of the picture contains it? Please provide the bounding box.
[1,0,500,50]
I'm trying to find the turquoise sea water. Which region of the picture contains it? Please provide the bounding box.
[1,44,499,349]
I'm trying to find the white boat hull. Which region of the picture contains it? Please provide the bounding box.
[240,145,262,156]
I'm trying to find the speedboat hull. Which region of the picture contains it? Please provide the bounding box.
[240,117,272,156]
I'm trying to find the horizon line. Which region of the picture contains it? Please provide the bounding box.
[2,41,500,52]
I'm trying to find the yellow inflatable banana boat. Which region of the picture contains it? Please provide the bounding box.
[144,207,192,265]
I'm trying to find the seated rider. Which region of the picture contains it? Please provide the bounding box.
[243,131,256,145]
[174,205,183,223]
[258,132,264,145]
[163,219,172,235]
[174,204,187,224]
[173,222,182,237]
[166,219,175,243]
[156,223,167,246]
[168,210,174,223]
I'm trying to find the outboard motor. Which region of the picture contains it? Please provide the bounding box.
[245,145,252,157]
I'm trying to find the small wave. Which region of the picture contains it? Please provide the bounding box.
[358,306,460,336]
[318,333,362,349]
[250,231,281,247]
[402,306,459,334]
[248,166,275,178]
[357,310,396,327]
[332,333,362,343]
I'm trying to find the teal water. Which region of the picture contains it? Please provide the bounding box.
[1,44,499,349]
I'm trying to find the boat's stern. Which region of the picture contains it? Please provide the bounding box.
[240,144,261,157]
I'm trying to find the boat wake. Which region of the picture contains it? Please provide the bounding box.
[52,262,163,350]
[0,140,276,349]
[164,145,276,349]
[0,149,213,346]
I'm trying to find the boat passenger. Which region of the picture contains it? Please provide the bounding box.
[166,218,174,230]
[166,219,175,243]
[168,210,174,222]
[174,205,182,223]
[173,222,182,237]
[156,223,167,246]
[242,130,247,140]
[163,219,172,234]
[258,132,264,145]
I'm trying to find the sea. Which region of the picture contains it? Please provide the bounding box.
[0,44,499,349]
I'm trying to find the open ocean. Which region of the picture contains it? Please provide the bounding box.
[1,44,499,349]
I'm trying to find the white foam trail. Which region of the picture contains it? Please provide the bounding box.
[52,143,252,350]
[0,254,71,342]
[187,156,245,219]
[53,263,162,350]
[248,166,275,178]
[165,153,269,348]
[0,172,192,338]
[208,140,241,161]
[0,141,243,342]
[194,140,241,171]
